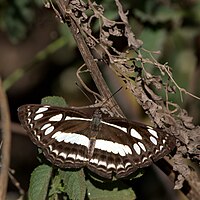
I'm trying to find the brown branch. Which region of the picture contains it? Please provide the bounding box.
[0,78,11,200]
[53,0,124,117]
[0,122,27,136]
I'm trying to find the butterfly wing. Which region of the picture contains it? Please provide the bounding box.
[18,104,93,168]
[87,118,176,179]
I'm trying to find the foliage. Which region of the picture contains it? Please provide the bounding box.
[0,0,43,43]
[28,164,52,200]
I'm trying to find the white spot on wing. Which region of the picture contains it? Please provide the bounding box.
[95,140,132,156]
[52,149,59,155]
[28,111,31,117]
[59,152,67,159]
[146,125,153,129]
[98,160,107,167]
[34,113,44,120]
[49,114,63,121]
[160,145,164,151]
[148,128,158,138]
[36,135,41,141]
[27,118,31,123]
[76,154,88,161]
[130,129,142,140]
[117,164,124,169]
[52,132,90,148]
[150,136,158,145]
[35,107,49,114]
[124,145,132,155]
[162,139,166,144]
[155,149,159,154]
[68,154,76,159]
[52,131,67,142]
[133,143,141,155]
[142,157,147,162]
[44,126,54,135]
[76,154,82,161]
[90,158,98,164]
[41,123,51,130]
[107,163,115,169]
[138,142,146,152]
[65,116,91,121]
[48,145,53,151]
[125,162,132,168]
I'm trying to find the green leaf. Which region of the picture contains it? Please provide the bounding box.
[86,179,136,200]
[41,96,67,107]
[48,173,63,199]
[28,164,53,200]
[59,169,86,200]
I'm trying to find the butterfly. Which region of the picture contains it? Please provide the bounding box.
[18,104,175,179]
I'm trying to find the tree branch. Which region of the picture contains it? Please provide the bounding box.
[0,78,11,200]
[53,0,124,117]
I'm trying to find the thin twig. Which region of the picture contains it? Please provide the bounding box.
[76,63,102,100]
[141,48,200,102]
[0,78,11,200]
[9,169,24,196]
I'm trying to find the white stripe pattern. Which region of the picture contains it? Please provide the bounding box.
[90,158,98,164]
[130,129,142,140]
[102,121,127,133]
[59,152,67,159]
[138,142,146,152]
[41,123,51,130]
[49,114,63,121]
[150,136,157,145]
[95,139,132,156]
[133,143,141,155]
[52,132,90,148]
[107,163,115,169]
[65,116,92,121]
[35,107,49,114]
[44,126,55,135]
[147,128,158,138]
[34,113,44,120]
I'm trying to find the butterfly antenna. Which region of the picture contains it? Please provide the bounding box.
[111,87,123,98]
[97,86,123,117]
[101,87,123,108]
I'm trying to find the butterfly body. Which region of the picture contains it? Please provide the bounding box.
[18,104,175,179]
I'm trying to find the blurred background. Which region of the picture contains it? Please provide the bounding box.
[1,0,200,199]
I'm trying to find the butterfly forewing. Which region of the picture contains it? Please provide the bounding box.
[18,104,176,179]
[18,104,91,168]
